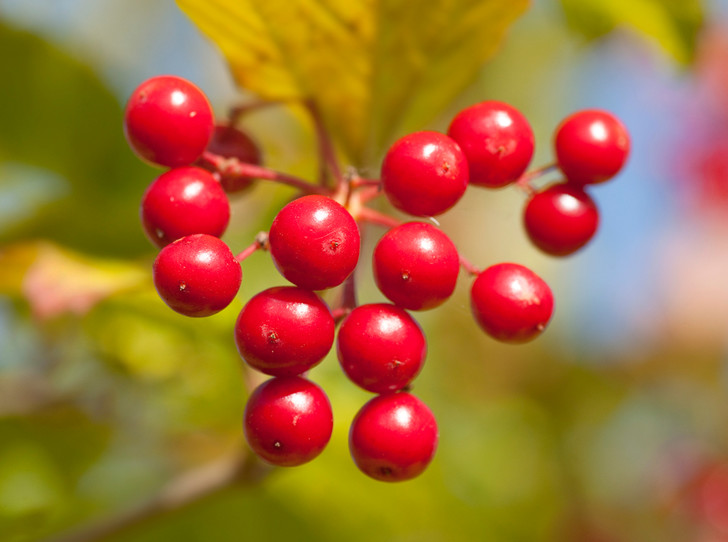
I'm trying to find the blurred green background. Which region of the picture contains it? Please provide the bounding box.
[2,0,728,541]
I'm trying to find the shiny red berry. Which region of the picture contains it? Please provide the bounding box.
[523,183,599,256]
[381,131,468,217]
[268,195,360,290]
[554,109,630,185]
[470,263,553,343]
[204,124,262,193]
[349,392,438,482]
[235,287,335,377]
[337,304,426,393]
[244,376,333,467]
[140,166,230,248]
[153,234,241,317]
[447,100,534,188]
[373,222,459,310]
[124,75,214,168]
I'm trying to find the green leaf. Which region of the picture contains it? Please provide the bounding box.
[559,0,704,64]
[175,0,529,164]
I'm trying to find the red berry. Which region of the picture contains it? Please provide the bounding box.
[554,109,630,185]
[470,263,553,343]
[140,166,230,248]
[153,234,241,317]
[373,222,459,310]
[235,287,335,377]
[447,100,534,188]
[124,75,214,168]
[337,304,426,393]
[381,131,468,217]
[349,392,438,482]
[203,124,262,193]
[244,376,333,467]
[523,183,599,256]
[268,195,360,290]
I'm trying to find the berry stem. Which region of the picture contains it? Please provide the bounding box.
[228,99,284,125]
[514,163,558,196]
[332,272,358,324]
[235,232,269,263]
[459,254,481,277]
[198,151,330,195]
[305,99,344,189]
[355,207,402,229]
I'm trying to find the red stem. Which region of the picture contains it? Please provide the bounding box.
[514,163,558,196]
[355,207,402,229]
[305,99,344,189]
[459,254,481,277]
[235,232,269,263]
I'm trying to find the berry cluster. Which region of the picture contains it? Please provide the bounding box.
[124,76,630,482]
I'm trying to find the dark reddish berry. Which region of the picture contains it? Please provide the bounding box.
[337,304,426,393]
[153,234,241,317]
[381,131,468,217]
[373,222,459,310]
[268,195,360,290]
[447,100,534,188]
[124,75,214,167]
[523,183,599,256]
[140,166,230,248]
[554,109,630,185]
[244,376,333,467]
[235,287,335,377]
[203,124,262,193]
[470,263,553,343]
[349,392,438,482]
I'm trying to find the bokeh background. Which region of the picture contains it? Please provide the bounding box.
[1,0,728,541]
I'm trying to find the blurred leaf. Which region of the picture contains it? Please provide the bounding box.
[0,241,147,319]
[176,0,529,163]
[559,0,704,63]
[0,21,156,255]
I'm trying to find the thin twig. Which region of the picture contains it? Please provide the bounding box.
[304,99,344,189]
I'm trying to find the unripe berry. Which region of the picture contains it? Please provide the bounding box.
[447,100,534,188]
[124,75,214,168]
[470,263,553,343]
[235,287,335,377]
[140,166,230,248]
[153,234,241,317]
[337,304,426,393]
[554,109,630,185]
[244,376,333,467]
[373,222,459,310]
[523,183,599,256]
[349,392,438,482]
[381,131,468,217]
[269,195,360,290]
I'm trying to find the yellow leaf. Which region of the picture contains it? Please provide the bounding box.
[176,0,529,163]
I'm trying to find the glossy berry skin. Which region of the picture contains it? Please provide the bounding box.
[244,376,333,467]
[153,234,242,317]
[373,222,459,310]
[523,183,599,256]
[269,195,360,290]
[140,166,230,248]
[349,392,438,482]
[124,75,214,168]
[381,131,469,217]
[235,287,335,377]
[470,263,553,343]
[204,124,262,193]
[554,109,630,185]
[337,304,426,393]
[447,100,535,188]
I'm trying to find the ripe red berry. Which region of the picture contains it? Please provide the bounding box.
[381,131,468,217]
[523,183,599,256]
[235,287,335,377]
[470,263,553,343]
[244,376,333,467]
[373,222,459,310]
[140,166,230,248]
[447,100,534,188]
[337,304,426,393]
[554,109,630,185]
[203,124,262,193]
[349,392,438,482]
[268,195,360,290]
[153,234,242,317]
[124,75,214,168]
